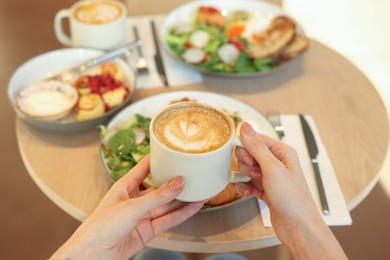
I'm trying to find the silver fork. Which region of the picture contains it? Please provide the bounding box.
[132,25,149,75]
[266,110,285,140]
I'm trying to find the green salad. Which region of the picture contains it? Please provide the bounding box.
[100,109,242,182]
[100,114,151,181]
[165,7,276,74]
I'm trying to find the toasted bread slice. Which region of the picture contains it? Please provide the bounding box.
[279,34,309,61]
[247,16,296,59]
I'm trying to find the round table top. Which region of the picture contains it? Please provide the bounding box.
[16,38,389,252]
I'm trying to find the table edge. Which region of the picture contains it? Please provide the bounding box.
[148,235,281,253]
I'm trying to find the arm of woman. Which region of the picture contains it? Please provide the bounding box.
[235,122,347,260]
[51,155,204,260]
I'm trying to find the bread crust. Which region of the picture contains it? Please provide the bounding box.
[247,16,296,59]
[279,34,309,61]
[206,149,241,206]
[206,183,241,206]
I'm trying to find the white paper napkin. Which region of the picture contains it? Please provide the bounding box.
[126,15,202,88]
[258,115,352,227]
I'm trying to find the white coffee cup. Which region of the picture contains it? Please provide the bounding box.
[54,0,127,50]
[150,101,251,202]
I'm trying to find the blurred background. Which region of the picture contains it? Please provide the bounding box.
[1,0,389,259]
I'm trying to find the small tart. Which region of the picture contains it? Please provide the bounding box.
[16,80,78,120]
[102,87,127,108]
[75,93,105,121]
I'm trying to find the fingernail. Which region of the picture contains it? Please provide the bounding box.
[241,122,256,136]
[168,176,184,191]
[242,155,253,166]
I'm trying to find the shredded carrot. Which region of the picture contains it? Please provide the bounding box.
[251,33,264,42]
[227,24,246,38]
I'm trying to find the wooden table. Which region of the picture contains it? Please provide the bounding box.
[16,36,389,252]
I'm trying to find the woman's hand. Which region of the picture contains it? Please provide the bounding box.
[234,122,347,260]
[51,155,204,260]
[235,122,318,230]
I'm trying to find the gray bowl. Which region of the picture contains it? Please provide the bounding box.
[8,48,136,133]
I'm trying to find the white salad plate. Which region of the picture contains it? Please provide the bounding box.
[159,0,302,77]
[107,90,278,135]
[102,90,278,211]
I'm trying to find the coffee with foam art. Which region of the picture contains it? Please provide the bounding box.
[150,101,251,202]
[74,1,122,24]
[153,102,232,154]
[54,0,127,50]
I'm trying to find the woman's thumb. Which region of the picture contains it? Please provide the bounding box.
[239,122,282,169]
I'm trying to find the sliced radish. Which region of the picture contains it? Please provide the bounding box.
[182,48,206,64]
[189,30,210,48]
[132,127,146,145]
[217,44,240,65]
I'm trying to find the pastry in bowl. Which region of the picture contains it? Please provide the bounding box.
[73,62,131,120]
[75,93,105,121]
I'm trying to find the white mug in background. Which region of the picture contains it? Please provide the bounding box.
[54,0,127,50]
[150,101,251,202]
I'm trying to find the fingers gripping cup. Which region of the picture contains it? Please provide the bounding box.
[54,0,127,50]
[150,101,251,202]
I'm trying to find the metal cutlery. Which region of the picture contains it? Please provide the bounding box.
[266,110,285,140]
[44,40,142,83]
[132,26,149,76]
[299,114,330,215]
[150,20,169,87]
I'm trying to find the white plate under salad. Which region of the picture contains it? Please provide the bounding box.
[101,90,278,211]
[160,0,303,77]
[106,90,277,136]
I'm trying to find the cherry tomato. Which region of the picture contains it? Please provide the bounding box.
[228,39,244,52]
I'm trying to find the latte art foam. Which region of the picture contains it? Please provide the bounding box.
[153,103,232,154]
[74,2,122,24]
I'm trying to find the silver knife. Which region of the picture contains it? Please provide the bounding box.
[299,114,330,215]
[150,20,169,87]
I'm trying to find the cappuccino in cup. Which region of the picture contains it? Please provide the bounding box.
[54,0,127,50]
[150,101,251,202]
[73,1,122,24]
[153,102,232,154]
